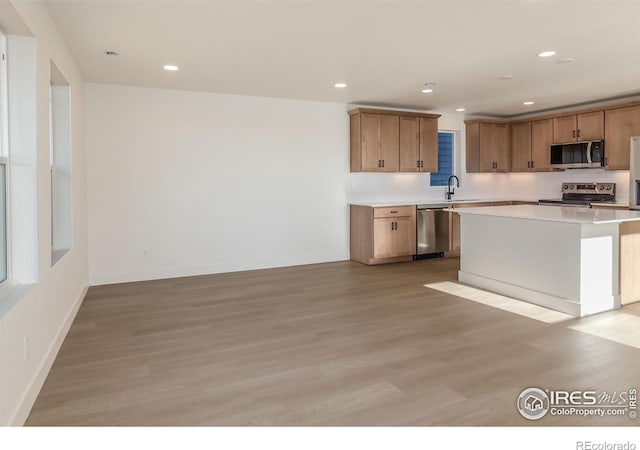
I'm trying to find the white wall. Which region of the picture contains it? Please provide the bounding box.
[0,1,88,426]
[85,83,350,285]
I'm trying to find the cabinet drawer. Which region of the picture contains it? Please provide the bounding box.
[373,206,415,218]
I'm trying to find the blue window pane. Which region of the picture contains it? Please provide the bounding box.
[430,132,454,187]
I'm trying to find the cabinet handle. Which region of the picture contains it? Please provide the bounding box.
[605,157,609,166]
[577,129,581,138]
[420,160,424,168]
[390,210,398,214]
[573,130,576,138]
[527,161,530,169]
[417,160,420,168]
[382,159,385,168]
[531,160,535,169]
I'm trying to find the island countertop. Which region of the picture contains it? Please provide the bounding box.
[350,198,535,208]
[452,204,640,225]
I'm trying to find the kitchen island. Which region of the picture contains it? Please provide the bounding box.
[453,204,640,317]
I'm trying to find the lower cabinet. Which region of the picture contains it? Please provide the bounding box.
[350,205,416,265]
[351,201,526,264]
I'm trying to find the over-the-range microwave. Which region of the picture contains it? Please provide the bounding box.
[550,140,604,169]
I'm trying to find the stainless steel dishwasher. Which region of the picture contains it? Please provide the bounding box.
[415,204,450,259]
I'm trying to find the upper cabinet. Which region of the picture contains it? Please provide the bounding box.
[465,121,511,173]
[418,117,439,172]
[530,119,553,172]
[512,119,553,172]
[350,108,440,173]
[398,116,419,172]
[604,105,640,170]
[511,122,531,172]
[553,111,604,143]
[350,112,399,172]
[465,100,640,174]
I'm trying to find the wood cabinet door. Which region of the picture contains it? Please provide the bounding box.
[379,114,399,172]
[511,122,532,172]
[494,123,511,172]
[399,116,420,172]
[531,118,553,172]
[419,117,439,172]
[393,216,416,256]
[553,115,577,143]
[373,218,395,259]
[577,111,604,141]
[604,106,640,170]
[479,123,496,171]
[465,122,480,173]
[360,114,380,172]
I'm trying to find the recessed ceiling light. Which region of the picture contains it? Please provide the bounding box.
[556,58,575,64]
[105,51,119,57]
[334,83,347,88]
[424,81,436,86]
[421,89,433,93]
[523,101,535,105]
[499,74,513,80]
[538,51,556,58]
[163,65,179,71]
[456,108,466,112]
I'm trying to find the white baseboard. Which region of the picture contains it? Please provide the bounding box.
[9,285,88,426]
[458,271,582,317]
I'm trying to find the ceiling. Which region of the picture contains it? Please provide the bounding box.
[44,0,640,117]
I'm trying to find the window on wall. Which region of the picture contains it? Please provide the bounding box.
[430,131,455,187]
[0,32,8,284]
[50,61,73,266]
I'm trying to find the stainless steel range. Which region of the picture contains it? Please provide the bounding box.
[539,182,616,207]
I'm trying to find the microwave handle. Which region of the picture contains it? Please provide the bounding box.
[586,141,592,164]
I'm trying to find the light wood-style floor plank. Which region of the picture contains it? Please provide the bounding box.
[26,259,640,426]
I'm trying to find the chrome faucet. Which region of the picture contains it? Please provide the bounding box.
[446,175,460,200]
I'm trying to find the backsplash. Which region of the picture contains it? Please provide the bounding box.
[349,169,630,203]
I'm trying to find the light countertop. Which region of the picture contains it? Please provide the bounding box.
[350,198,534,208]
[590,201,629,208]
[452,204,640,225]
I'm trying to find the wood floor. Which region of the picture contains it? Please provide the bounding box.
[27,258,640,426]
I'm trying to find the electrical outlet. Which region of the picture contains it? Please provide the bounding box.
[23,335,30,361]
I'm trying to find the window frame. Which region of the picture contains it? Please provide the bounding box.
[49,62,73,267]
[0,29,10,286]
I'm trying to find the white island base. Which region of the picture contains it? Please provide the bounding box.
[456,205,640,317]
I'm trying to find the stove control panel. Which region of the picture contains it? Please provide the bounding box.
[561,182,615,195]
